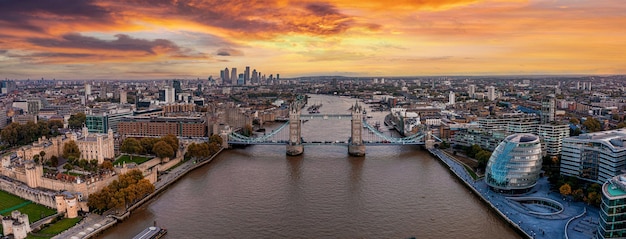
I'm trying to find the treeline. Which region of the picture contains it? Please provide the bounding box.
[120,134,179,159]
[87,170,154,213]
[0,120,64,146]
[455,144,492,171]
[185,135,223,160]
[555,176,602,207]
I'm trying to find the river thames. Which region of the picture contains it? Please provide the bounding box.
[100,95,519,239]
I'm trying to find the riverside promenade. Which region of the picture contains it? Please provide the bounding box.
[54,148,224,239]
[428,148,599,239]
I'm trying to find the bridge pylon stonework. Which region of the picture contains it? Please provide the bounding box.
[286,102,304,156]
[348,101,366,156]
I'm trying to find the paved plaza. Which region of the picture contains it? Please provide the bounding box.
[431,148,599,239]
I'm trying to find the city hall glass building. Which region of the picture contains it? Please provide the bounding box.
[486,133,543,193]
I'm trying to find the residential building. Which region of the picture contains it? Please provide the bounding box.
[117,116,207,138]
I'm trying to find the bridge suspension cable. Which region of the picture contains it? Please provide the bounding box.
[362,121,426,144]
[229,122,289,144]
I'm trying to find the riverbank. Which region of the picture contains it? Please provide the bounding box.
[54,148,224,239]
[427,148,599,239]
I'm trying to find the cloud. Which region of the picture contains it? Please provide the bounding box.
[215,48,244,56]
[27,33,185,55]
[0,0,113,33]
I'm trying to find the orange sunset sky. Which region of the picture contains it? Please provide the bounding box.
[0,0,625,79]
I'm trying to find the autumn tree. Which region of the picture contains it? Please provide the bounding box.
[559,183,572,196]
[242,124,253,137]
[160,134,179,156]
[87,169,155,213]
[209,134,223,146]
[121,138,143,160]
[63,140,81,160]
[153,141,174,159]
[140,137,159,155]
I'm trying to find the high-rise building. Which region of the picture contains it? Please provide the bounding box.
[85,83,91,96]
[541,97,555,124]
[231,68,237,85]
[220,70,225,80]
[173,80,182,94]
[224,67,230,85]
[252,69,257,84]
[237,73,244,85]
[448,91,455,105]
[120,90,127,104]
[487,86,496,101]
[468,85,476,98]
[244,66,250,84]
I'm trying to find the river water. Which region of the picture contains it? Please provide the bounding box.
[100,95,519,239]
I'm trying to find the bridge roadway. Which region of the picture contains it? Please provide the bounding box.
[228,140,425,146]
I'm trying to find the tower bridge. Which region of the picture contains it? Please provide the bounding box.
[226,102,442,156]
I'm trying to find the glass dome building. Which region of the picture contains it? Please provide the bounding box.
[485,133,543,193]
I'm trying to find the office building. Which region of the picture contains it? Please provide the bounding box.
[231,68,237,85]
[599,174,626,238]
[561,128,626,185]
[244,66,250,84]
[85,108,133,133]
[485,133,543,193]
[224,67,230,85]
[468,84,476,98]
[85,83,91,96]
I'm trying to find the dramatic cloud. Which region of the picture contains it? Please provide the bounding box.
[0,0,625,79]
[216,48,244,56]
[28,34,182,55]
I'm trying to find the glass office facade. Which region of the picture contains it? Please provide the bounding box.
[486,133,543,193]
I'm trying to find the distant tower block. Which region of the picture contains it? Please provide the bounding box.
[286,102,303,156]
[348,101,365,157]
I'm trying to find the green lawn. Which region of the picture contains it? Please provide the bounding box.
[0,190,29,210]
[113,155,151,165]
[0,190,56,236]
[463,165,479,180]
[27,217,83,239]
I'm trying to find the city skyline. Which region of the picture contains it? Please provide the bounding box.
[1,0,625,80]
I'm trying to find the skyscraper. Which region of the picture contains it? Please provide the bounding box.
[220,70,225,80]
[244,66,250,85]
[252,69,257,84]
[224,67,230,85]
[231,68,237,85]
[120,90,127,104]
[85,83,91,96]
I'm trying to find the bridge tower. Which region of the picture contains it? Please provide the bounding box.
[286,102,304,156]
[348,101,366,156]
[425,129,435,149]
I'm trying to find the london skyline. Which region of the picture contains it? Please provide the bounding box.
[1,0,625,80]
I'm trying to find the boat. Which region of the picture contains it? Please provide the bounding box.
[133,226,167,239]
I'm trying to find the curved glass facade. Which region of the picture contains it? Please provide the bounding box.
[486,133,543,193]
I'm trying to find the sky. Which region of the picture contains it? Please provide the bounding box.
[0,0,625,80]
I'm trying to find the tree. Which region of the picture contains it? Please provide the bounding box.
[121,138,143,160]
[68,113,86,130]
[569,118,580,125]
[100,161,114,171]
[160,134,179,155]
[475,150,491,170]
[153,141,174,159]
[63,163,73,172]
[140,137,159,155]
[572,188,584,201]
[209,134,223,146]
[582,117,601,132]
[0,123,19,146]
[559,183,572,196]
[63,140,81,160]
[50,155,59,167]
